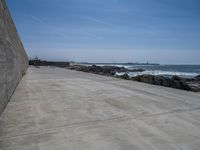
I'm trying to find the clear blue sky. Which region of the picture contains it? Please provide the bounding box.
[7,0,200,64]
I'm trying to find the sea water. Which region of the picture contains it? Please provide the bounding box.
[96,64,200,78]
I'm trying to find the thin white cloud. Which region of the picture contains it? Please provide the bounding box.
[76,15,107,25]
[29,15,68,37]
[29,15,103,38]
[30,16,54,30]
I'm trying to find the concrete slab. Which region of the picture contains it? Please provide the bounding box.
[0,66,200,150]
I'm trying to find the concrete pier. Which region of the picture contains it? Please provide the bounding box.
[0,66,200,150]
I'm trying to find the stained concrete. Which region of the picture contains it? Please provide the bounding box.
[0,66,200,150]
[0,0,28,115]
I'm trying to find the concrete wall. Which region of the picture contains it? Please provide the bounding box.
[0,0,28,115]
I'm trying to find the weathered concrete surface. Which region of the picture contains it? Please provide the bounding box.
[0,0,28,115]
[0,66,200,150]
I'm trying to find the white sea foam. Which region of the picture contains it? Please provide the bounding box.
[116,70,199,78]
[96,64,131,68]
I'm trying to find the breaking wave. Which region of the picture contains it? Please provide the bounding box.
[116,70,199,78]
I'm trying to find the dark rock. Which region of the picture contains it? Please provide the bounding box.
[68,65,130,76]
[185,78,196,82]
[131,75,191,91]
[171,76,190,90]
[172,75,181,81]
[131,75,154,84]
[186,75,200,92]
[161,77,173,87]
[90,65,103,73]
[154,76,171,86]
[187,82,200,92]
[195,75,200,81]
[77,66,90,72]
[129,69,145,72]
[117,73,130,80]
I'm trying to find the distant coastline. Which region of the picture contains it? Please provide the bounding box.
[80,62,160,66]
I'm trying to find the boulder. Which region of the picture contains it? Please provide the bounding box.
[188,82,200,92]
[129,69,145,72]
[172,75,184,81]
[117,73,130,80]
[77,66,90,72]
[90,65,103,73]
[131,75,154,84]
[131,75,191,91]
[195,75,200,81]
[171,76,190,90]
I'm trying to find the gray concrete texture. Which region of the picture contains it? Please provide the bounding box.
[0,66,200,150]
[0,0,28,115]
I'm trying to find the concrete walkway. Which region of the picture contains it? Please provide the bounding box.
[1,66,200,150]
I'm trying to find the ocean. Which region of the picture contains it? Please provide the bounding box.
[93,64,200,78]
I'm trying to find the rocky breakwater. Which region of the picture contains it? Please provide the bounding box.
[129,75,200,92]
[131,75,190,90]
[67,65,200,92]
[68,65,144,76]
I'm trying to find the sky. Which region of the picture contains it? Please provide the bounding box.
[6,0,200,64]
